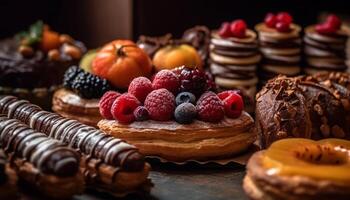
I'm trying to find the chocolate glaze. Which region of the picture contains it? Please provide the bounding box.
[0,148,7,184]
[0,96,145,172]
[0,116,79,177]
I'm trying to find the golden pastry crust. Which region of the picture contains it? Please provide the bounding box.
[52,88,101,127]
[98,111,256,162]
[243,151,350,200]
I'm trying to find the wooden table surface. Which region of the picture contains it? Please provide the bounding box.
[20,161,248,200]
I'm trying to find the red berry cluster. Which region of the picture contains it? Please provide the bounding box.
[99,67,244,124]
[315,14,342,35]
[264,12,293,33]
[218,19,247,38]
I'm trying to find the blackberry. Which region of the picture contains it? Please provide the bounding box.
[63,66,84,89]
[71,72,111,99]
[178,67,208,97]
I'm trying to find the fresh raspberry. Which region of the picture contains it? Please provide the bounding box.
[264,13,277,28]
[222,93,244,118]
[315,23,336,35]
[217,90,241,101]
[275,21,290,32]
[218,22,232,38]
[325,14,341,29]
[133,106,149,121]
[111,93,140,124]
[276,12,293,24]
[196,91,225,123]
[99,91,121,119]
[230,19,247,38]
[144,89,175,121]
[152,70,180,94]
[128,77,153,103]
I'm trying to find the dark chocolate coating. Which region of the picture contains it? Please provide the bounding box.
[0,96,145,172]
[0,116,79,177]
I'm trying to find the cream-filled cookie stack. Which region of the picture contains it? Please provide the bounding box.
[255,12,302,85]
[210,19,261,103]
[304,14,350,75]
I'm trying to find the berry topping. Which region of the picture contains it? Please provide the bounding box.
[275,21,291,33]
[326,14,341,29]
[217,90,240,100]
[128,77,153,103]
[71,70,111,99]
[174,103,197,124]
[276,12,293,24]
[176,92,196,106]
[178,67,209,97]
[133,106,149,121]
[218,22,232,38]
[222,93,244,118]
[152,70,180,94]
[230,19,247,38]
[264,13,277,28]
[111,93,140,124]
[144,89,175,121]
[99,91,121,119]
[63,66,84,89]
[196,91,225,123]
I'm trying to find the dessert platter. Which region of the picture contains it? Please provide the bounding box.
[0,11,350,200]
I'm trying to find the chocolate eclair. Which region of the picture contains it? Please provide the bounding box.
[210,20,260,112]
[0,96,151,196]
[256,12,302,85]
[0,116,83,199]
[304,15,350,75]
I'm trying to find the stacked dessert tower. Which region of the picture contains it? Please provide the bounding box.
[255,12,302,85]
[210,19,261,105]
[304,14,350,74]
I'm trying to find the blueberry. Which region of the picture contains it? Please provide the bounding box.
[133,106,149,121]
[175,92,196,106]
[174,103,197,124]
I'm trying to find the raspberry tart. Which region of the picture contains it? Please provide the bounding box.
[98,67,256,162]
[52,39,152,127]
[255,12,302,85]
[0,21,86,110]
[303,14,350,75]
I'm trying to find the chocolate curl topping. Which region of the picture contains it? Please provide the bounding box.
[0,96,145,172]
[0,115,80,177]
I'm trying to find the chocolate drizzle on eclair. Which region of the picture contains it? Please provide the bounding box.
[0,116,80,176]
[0,96,145,172]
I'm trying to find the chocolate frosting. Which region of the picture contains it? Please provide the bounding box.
[0,115,79,177]
[0,38,85,89]
[0,96,145,172]
[256,73,350,148]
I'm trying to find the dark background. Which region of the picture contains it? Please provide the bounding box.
[1,0,350,48]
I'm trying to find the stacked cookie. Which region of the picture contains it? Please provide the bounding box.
[304,14,350,74]
[255,12,302,85]
[210,20,260,103]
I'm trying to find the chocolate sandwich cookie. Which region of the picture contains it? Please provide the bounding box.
[0,116,83,198]
[303,15,350,75]
[255,13,302,86]
[210,20,260,112]
[0,96,151,196]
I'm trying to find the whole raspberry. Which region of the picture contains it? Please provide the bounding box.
[230,19,247,38]
[196,91,225,123]
[144,89,175,121]
[217,90,241,100]
[152,70,180,94]
[276,12,293,24]
[99,91,121,119]
[264,13,277,28]
[111,93,140,124]
[218,22,232,38]
[128,77,153,103]
[222,93,244,118]
[179,67,208,97]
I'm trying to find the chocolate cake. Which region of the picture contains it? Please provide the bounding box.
[256,72,350,148]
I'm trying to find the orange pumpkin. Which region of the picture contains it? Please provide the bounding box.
[92,40,153,89]
[153,44,202,71]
